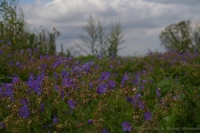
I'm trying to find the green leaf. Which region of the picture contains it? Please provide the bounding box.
[163,116,169,122]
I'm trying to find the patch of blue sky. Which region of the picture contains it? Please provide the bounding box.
[19,0,52,4]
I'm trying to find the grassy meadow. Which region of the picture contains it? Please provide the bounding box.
[0,40,200,133]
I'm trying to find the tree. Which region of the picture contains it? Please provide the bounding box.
[0,0,60,55]
[106,20,126,57]
[75,15,99,56]
[75,15,125,57]
[159,20,200,53]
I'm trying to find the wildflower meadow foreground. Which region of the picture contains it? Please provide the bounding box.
[0,41,200,133]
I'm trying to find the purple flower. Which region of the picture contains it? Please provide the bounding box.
[54,85,59,92]
[156,88,161,98]
[122,72,129,84]
[19,105,30,119]
[20,98,29,106]
[53,115,59,124]
[0,83,13,97]
[62,77,73,87]
[173,95,179,99]
[73,66,81,72]
[126,97,134,103]
[0,122,6,129]
[131,98,137,108]
[27,74,43,96]
[138,101,145,109]
[16,62,21,67]
[82,63,90,73]
[98,55,103,60]
[135,93,141,100]
[60,71,69,78]
[53,72,58,78]
[12,74,19,83]
[67,100,76,109]
[40,103,45,112]
[60,90,65,99]
[121,121,132,131]
[51,60,61,69]
[88,119,93,124]
[97,83,108,94]
[139,84,144,90]
[144,111,152,121]
[108,80,116,90]
[100,72,111,81]
[27,48,32,53]
[88,82,93,89]
[0,50,3,55]
[101,128,109,133]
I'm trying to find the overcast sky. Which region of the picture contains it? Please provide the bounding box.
[18,0,200,56]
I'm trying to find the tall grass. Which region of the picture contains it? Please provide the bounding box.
[0,41,200,133]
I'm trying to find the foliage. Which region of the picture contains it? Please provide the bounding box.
[76,15,125,57]
[0,0,60,56]
[1,40,200,132]
[159,20,200,53]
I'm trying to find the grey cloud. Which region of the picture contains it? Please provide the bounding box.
[18,0,200,56]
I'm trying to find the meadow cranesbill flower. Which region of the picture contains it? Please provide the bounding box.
[139,84,144,90]
[73,65,81,72]
[138,101,145,109]
[19,105,30,119]
[131,98,137,108]
[121,121,132,131]
[53,115,59,124]
[88,82,93,89]
[135,93,141,100]
[88,119,93,124]
[54,85,59,92]
[122,72,129,84]
[12,74,19,83]
[173,95,179,99]
[108,80,116,90]
[82,62,91,73]
[27,74,43,96]
[156,88,161,98]
[39,103,45,112]
[62,77,73,87]
[67,100,76,109]
[97,83,108,94]
[126,97,134,103]
[60,90,65,99]
[27,48,32,53]
[54,72,58,78]
[51,60,61,69]
[16,62,21,67]
[0,50,3,55]
[144,111,152,121]
[98,55,103,60]
[134,73,140,84]
[100,72,111,81]
[0,122,6,129]
[0,83,13,97]
[20,98,29,106]
[60,70,69,77]
[101,128,109,133]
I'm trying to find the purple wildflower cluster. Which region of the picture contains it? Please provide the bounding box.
[27,72,45,95]
[126,93,145,109]
[1,41,200,132]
